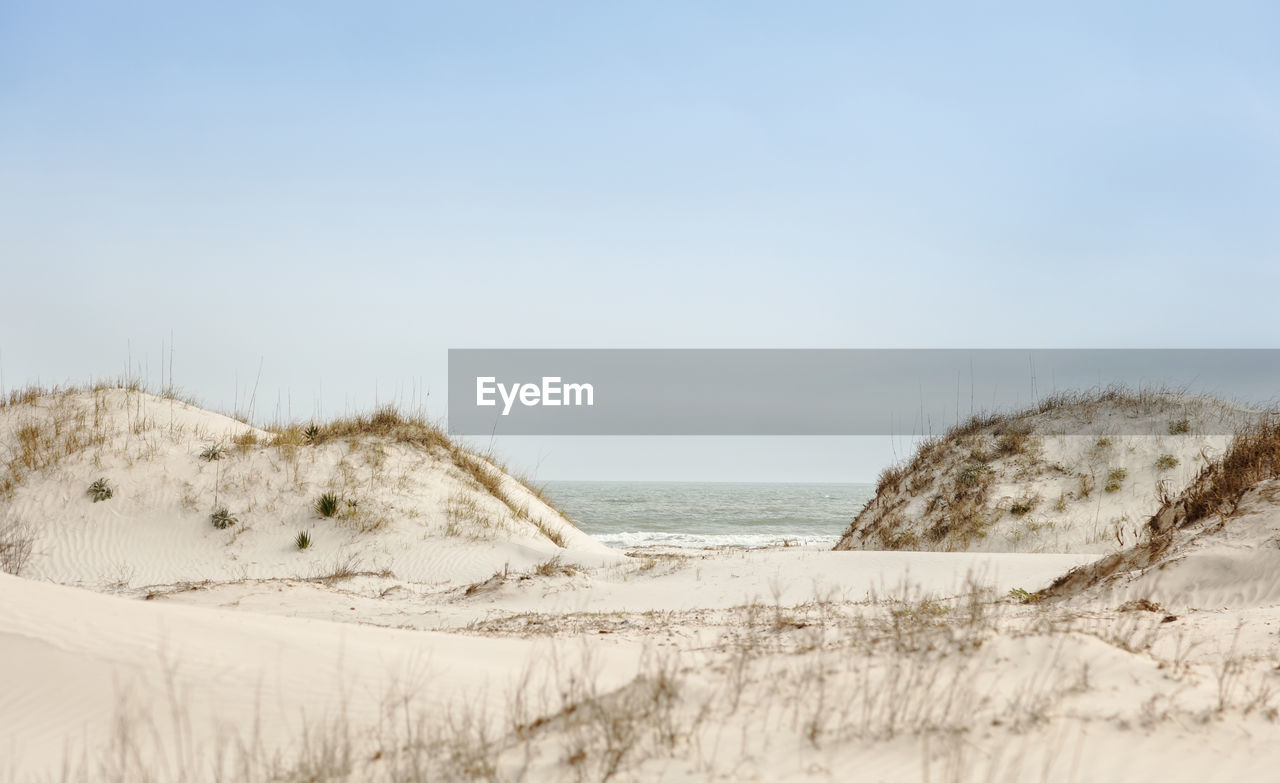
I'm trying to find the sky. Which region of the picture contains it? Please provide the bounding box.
[2,2,1279,481]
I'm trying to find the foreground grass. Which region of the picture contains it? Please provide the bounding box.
[31,577,1280,783]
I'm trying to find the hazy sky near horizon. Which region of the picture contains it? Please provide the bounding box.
[3,2,1280,481]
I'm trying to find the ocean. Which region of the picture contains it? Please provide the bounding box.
[541,481,876,549]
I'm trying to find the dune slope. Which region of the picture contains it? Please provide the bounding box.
[835,391,1260,554]
[0,387,619,591]
[1045,415,1280,608]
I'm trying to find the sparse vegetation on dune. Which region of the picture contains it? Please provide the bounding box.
[272,405,452,452]
[1044,414,1280,600]
[265,405,577,542]
[0,384,581,555]
[836,386,1265,554]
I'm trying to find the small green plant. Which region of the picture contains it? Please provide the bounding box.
[200,443,226,462]
[1168,418,1191,435]
[1104,467,1127,493]
[210,508,238,530]
[303,424,320,443]
[1155,453,1180,470]
[1009,499,1036,516]
[87,477,114,502]
[1095,437,1112,448]
[314,492,340,518]
[295,530,312,550]
[958,462,991,487]
[1009,587,1041,604]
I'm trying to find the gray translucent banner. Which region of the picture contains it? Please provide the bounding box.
[447,349,1280,435]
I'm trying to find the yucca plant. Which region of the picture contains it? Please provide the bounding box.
[87,477,114,502]
[210,508,238,530]
[303,424,320,443]
[295,530,312,550]
[314,492,340,518]
[200,443,227,462]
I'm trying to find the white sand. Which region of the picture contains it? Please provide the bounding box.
[3,390,1280,781]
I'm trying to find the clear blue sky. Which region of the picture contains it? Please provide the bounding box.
[3,2,1279,480]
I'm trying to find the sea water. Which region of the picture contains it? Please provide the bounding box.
[541,481,875,549]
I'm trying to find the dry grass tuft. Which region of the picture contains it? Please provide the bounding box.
[1,398,110,500]
[533,518,567,548]
[232,429,260,453]
[444,491,499,538]
[0,517,36,575]
[1160,414,1280,527]
[533,556,580,578]
[288,405,452,452]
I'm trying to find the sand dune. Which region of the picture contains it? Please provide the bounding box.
[837,391,1261,553]
[0,388,618,592]
[0,571,642,780]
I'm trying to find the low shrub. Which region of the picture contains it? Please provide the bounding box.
[87,477,114,502]
[199,443,226,462]
[295,530,312,550]
[314,492,340,518]
[210,508,238,530]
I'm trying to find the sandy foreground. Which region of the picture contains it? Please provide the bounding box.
[5,542,1280,782]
